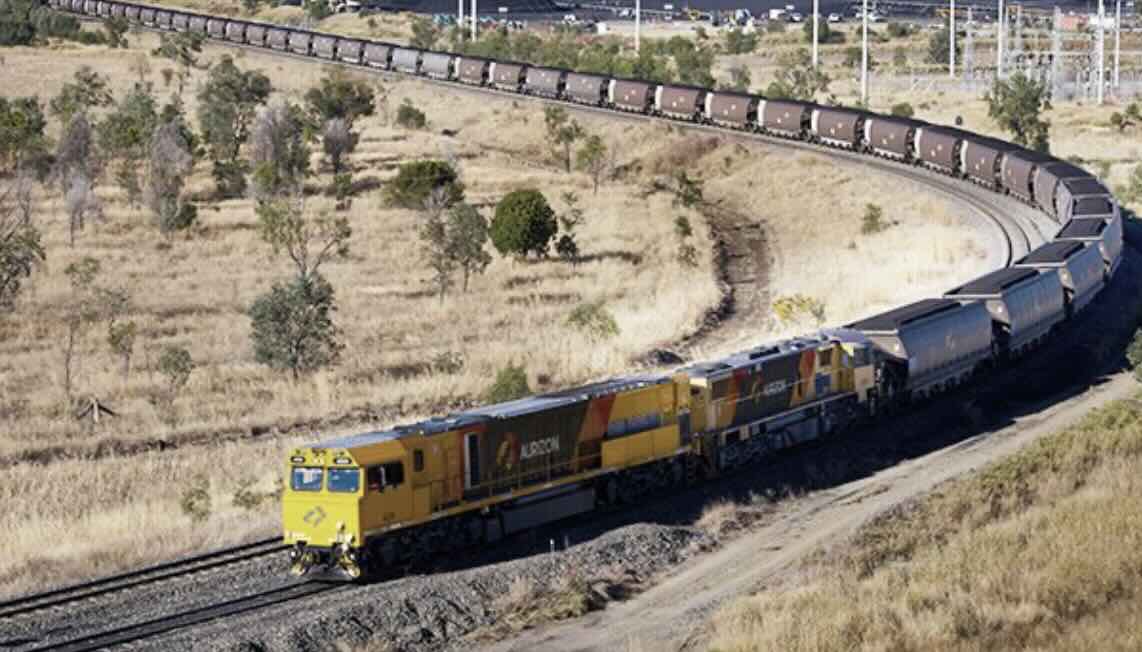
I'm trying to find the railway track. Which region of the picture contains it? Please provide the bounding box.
[0,537,285,621]
[22,581,342,652]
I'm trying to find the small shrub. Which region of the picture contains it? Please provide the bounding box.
[180,475,211,522]
[566,301,620,340]
[485,362,530,403]
[861,203,888,235]
[772,294,827,326]
[432,350,465,374]
[395,99,427,129]
[232,479,264,510]
[890,102,915,118]
[384,159,463,209]
[555,233,579,263]
[1127,328,1142,383]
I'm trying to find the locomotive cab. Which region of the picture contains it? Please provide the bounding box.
[282,437,412,578]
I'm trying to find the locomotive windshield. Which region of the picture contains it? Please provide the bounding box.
[291,467,323,492]
[327,468,361,493]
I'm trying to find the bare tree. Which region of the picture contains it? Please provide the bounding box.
[321,118,355,176]
[64,172,102,247]
[249,101,311,203]
[54,113,97,191]
[145,121,196,235]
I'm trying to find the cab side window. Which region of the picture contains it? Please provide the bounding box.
[413,449,425,472]
[367,461,406,493]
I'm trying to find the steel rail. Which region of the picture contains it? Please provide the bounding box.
[24,581,343,652]
[0,537,285,620]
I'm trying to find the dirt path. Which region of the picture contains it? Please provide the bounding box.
[479,369,1139,652]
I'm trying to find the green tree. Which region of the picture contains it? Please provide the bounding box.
[766,48,830,101]
[304,68,375,127]
[485,362,530,403]
[491,189,557,257]
[926,26,960,66]
[197,55,273,198]
[410,16,440,49]
[250,101,311,202]
[723,64,752,93]
[49,66,113,124]
[723,28,758,54]
[556,191,585,264]
[418,187,457,301]
[303,0,330,21]
[672,170,704,208]
[152,31,205,97]
[986,72,1051,152]
[667,37,715,87]
[102,16,128,48]
[0,97,48,175]
[886,22,914,39]
[255,198,351,280]
[544,105,583,173]
[576,134,608,195]
[98,83,158,209]
[448,202,492,292]
[0,182,45,312]
[384,159,464,209]
[155,344,194,424]
[248,273,343,379]
[60,257,102,404]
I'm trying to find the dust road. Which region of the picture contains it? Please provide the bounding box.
[480,370,1138,652]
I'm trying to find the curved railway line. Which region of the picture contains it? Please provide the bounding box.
[6,1,1126,648]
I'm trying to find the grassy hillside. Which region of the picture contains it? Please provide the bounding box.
[708,390,1142,651]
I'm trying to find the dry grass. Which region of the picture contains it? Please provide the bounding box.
[0,32,988,597]
[706,395,1142,652]
[472,563,640,639]
[694,496,775,541]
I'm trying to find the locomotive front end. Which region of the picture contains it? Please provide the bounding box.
[282,447,366,578]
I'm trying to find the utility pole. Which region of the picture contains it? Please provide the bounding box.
[458,0,464,37]
[1097,0,1105,104]
[813,0,819,68]
[997,0,1005,79]
[1052,6,1062,99]
[635,0,641,53]
[950,0,956,77]
[861,0,869,105]
[964,7,975,84]
[1114,0,1121,88]
[470,0,476,40]
[1013,4,1023,73]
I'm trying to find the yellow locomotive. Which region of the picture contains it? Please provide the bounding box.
[283,330,879,578]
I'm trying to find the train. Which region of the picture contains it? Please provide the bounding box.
[46,0,1127,579]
